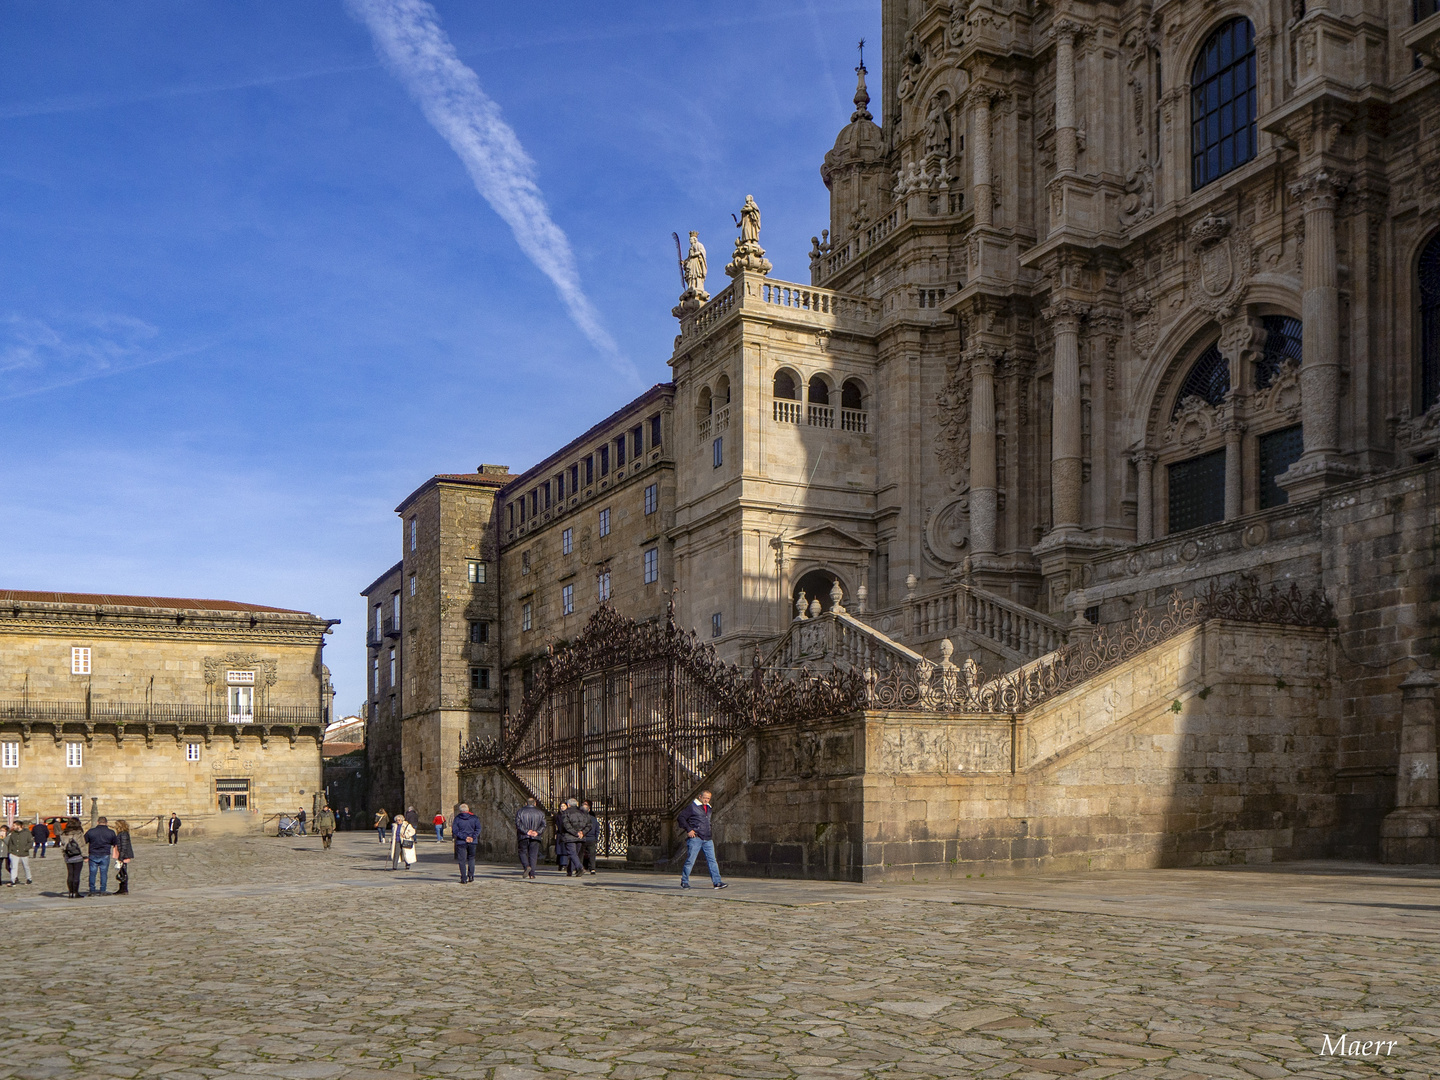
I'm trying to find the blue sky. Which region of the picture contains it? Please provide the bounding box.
[0,1,878,712]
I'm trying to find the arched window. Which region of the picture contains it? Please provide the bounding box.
[715,374,731,406]
[808,376,830,405]
[697,386,713,416]
[1256,315,1302,389]
[1172,343,1230,417]
[773,370,798,400]
[841,379,864,409]
[792,569,843,616]
[1191,17,1256,190]
[1421,231,1440,413]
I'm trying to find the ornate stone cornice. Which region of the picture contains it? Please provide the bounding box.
[1042,300,1089,332]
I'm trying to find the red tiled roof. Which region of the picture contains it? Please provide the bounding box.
[0,590,309,614]
[322,742,364,758]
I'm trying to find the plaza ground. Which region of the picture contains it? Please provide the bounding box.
[2,832,1435,1080]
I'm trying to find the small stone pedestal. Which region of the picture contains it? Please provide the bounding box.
[1381,669,1439,864]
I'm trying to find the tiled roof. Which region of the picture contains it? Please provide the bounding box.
[0,590,309,614]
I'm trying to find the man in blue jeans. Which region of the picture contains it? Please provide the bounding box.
[84,816,118,896]
[677,790,727,890]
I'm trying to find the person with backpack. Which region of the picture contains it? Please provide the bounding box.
[62,827,85,898]
[514,798,545,880]
[375,808,389,843]
[451,803,480,883]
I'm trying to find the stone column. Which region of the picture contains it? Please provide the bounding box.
[969,350,998,556]
[1293,170,1345,458]
[1053,20,1080,173]
[972,90,993,227]
[1133,451,1156,544]
[1048,302,1086,532]
[1381,669,1439,864]
[1223,418,1245,519]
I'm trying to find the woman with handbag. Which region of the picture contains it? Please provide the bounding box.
[114,819,135,894]
[62,826,85,898]
[394,814,418,870]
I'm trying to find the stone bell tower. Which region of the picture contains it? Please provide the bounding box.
[814,52,887,285]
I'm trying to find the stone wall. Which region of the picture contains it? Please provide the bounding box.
[456,763,549,864]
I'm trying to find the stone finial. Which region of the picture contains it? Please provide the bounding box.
[829,580,846,615]
[938,638,957,671]
[808,598,822,619]
[905,573,918,601]
[852,46,872,123]
[855,582,868,614]
[795,591,808,621]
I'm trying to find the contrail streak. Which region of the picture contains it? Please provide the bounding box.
[346,0,634,380]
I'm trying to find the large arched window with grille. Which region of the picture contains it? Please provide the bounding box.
[1421,231,1440,413]
[1171,343,1230,416]
[1191,17,1257,190]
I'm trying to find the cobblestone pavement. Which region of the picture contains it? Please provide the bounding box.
[3,833,1436,1080]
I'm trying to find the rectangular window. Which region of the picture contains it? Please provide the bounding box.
[392,593,400,621]
[615,435,626,468]
[598,507,611,537]
[562,527,573,555]
[71,647,91,676]
[374,605,382,637]
[543,481,551,510]
[469,621,489,644]
[1258,424,1304,510]
[555,472,565,499]
[644,547,659,584]
[522,603,533,632]
[409,574,417,597]
[632,426,643,458]
[644,483,658,516]
[711,612,723,638]
[1,796,17,821]
[530,489,538,517]
[650,414,662,448]
[467,560,486,583]
[469,667,490,690]
[66,794,82,816]
[228,685,254,723]
[585,456,594,485]
[409,516,417,551]
[186,743,201,763]
[66,742,83,768]
[0,742,17,769]
[570,464,579,493]
[519,497,526,524]
[1167,449,1226,534]
[372,657,380,695]
[521,550,531,575]
[598,570,612,603]
[713,437,723,469]
[562,583,575,615]
[389,648,396,685]
[216,778,250,811]
[225,670,254,685]
[600,446,610,476]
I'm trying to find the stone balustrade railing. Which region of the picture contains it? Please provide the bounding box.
[908,582,1066,665]
[678,273,876,345]
[767,609,924,676]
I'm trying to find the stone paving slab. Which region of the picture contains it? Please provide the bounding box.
[2,834,1435,1079]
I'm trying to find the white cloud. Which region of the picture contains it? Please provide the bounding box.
[0,313,189,400]
[347,0,637,382]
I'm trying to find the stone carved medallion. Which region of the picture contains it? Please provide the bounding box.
[923,494,970,566]
[1254,360,1302,422]
[1188,213,1254,319]
[1164,397,1219,448]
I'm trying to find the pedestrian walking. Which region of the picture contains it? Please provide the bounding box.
[113,820,135,894]
[5,824,32,885]
[296,808,307,836]
[558,799,590,878]
[515,798,545,879]
[433,811,446,842]
[84,816,119,896]
[375,808,390,842]
[404,806,419,833]
[62,827,85,898]
[167,813,182,844]
[31,819,49,858]
[677,790,727,890]
[579,800,600,876]
[393,814,418,870]
[341,806,352,831]
[316,805,337,850]
[452,803,480,883]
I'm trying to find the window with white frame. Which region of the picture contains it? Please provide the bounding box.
[562,527,573,555]
[228,685,254,723]
[409,516,418,551]
[409,574,417,596]
[186,742,201,763]
[374,605,382,637]
[388,648,396,686]
[66,794,83,816]
[467,560,486,583]
[644,547,659,584]
[66,742,83,768]
[372,657,380,695]
[598,570,612,603]
[562,583,574,615]
[644,483,658,515]
[522,603,533,631]
[71,647,91,675]
[392,592,400,620]
[2,796,17,821]
[0,742,17,769]
[598,507,611,537]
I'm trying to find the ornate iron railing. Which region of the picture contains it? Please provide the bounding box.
[868,577,1332,715]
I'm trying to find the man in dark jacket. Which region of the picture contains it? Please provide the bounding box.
[167,813,182,844]
[452,803,481,883]
[515,798,545,879]
[557,799,590,878]
[677,791,727,890]
[84,817,118,895]
[30,820,49,858]
[578,800,600,876]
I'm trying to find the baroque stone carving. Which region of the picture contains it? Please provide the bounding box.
[1125,288,1158,354]
[724,195,772,277]
[1254,360,1303,422]
[202,653,278,687]
[923,94,951,159]
[923,495,971,566]
[935,362,971,488]
[1188,212,1254,319]
[1164,396,1219,448]
[1119,162,1155,226]
[1396,402,1440,455]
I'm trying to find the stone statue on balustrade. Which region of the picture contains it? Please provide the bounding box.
[672,230,710,316]
[725,194,773,278]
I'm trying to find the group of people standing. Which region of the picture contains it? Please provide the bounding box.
[0,816,137,897]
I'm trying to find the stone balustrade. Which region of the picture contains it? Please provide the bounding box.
[908,582,1066,665]
[678,273,876,346]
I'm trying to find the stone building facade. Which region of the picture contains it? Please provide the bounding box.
[361,560,403,817]
[0,590,334,832]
